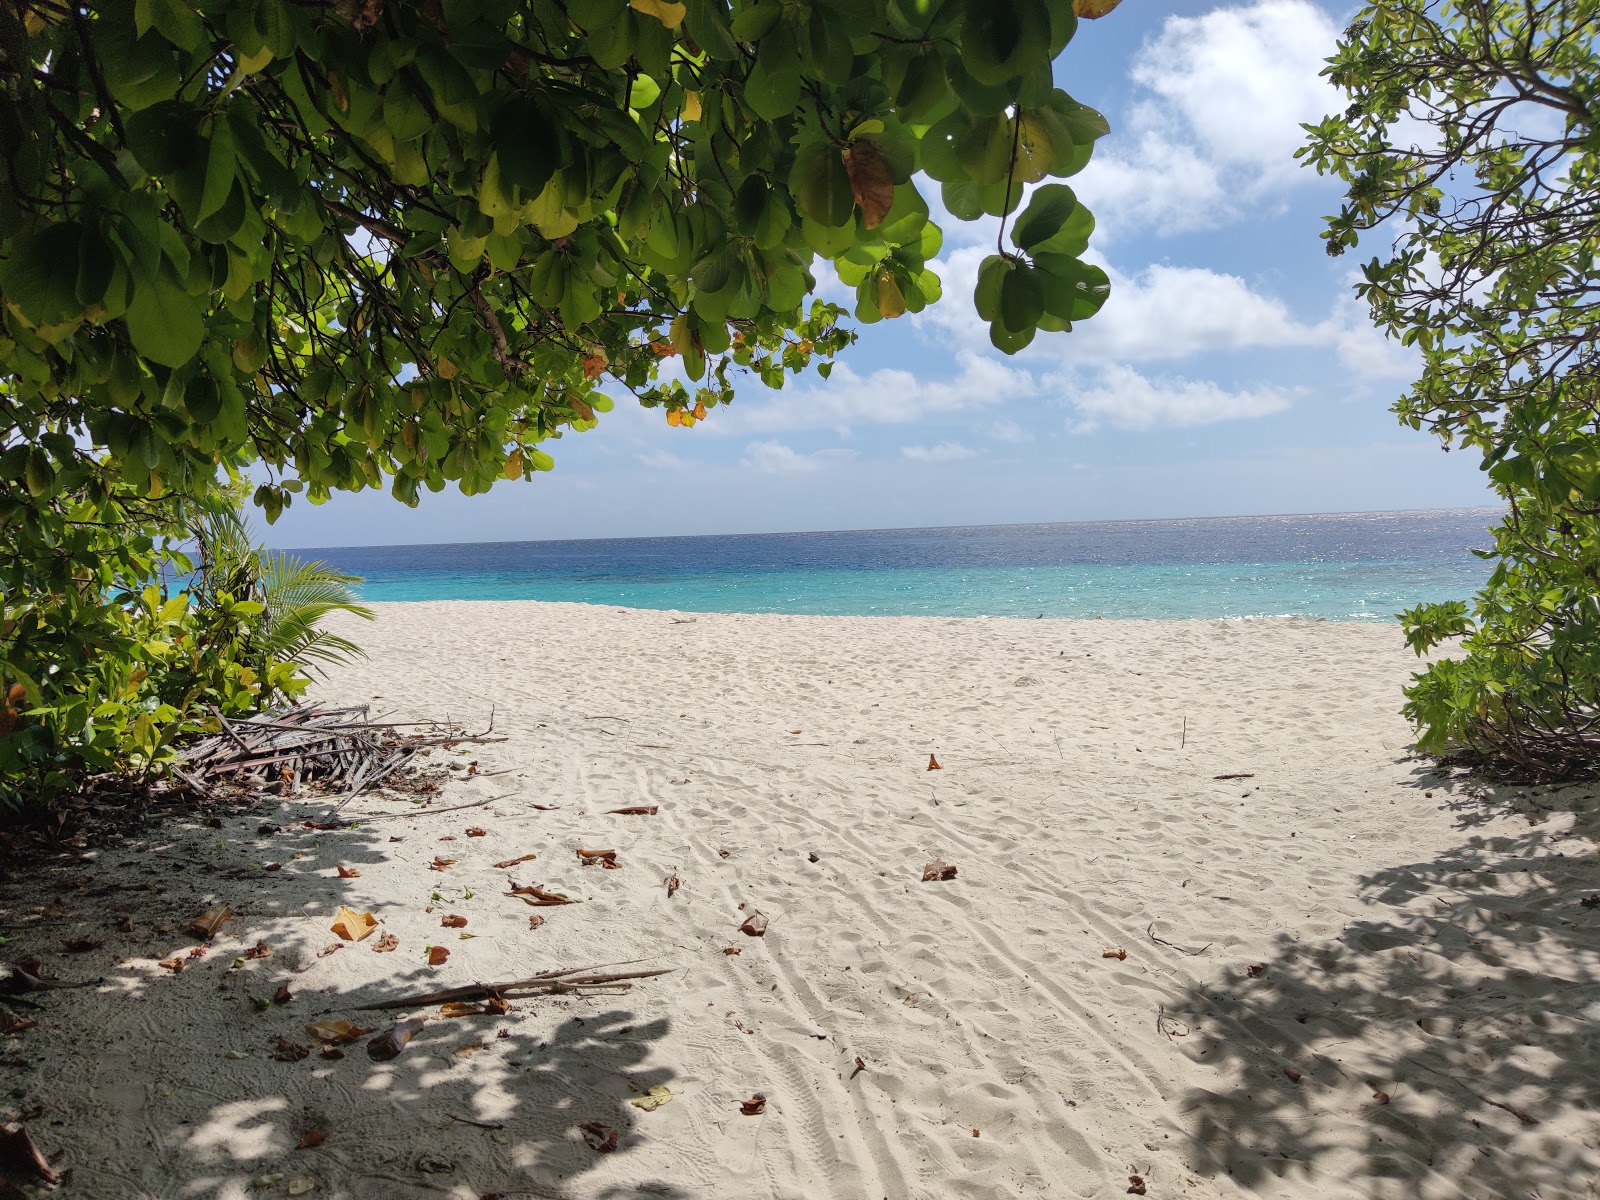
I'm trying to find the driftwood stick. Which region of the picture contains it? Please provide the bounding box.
[342,793,513,822]
[346,965,671,1012]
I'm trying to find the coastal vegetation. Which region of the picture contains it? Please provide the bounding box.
[0,0,1112,807]
[1304,0,1600,778]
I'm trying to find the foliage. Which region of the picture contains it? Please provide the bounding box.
[1302,0,1600,778]
[0,486,368,811]
[1,0,1116,797]
[1,0,1111,521]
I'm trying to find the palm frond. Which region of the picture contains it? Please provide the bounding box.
[258,550,373,671]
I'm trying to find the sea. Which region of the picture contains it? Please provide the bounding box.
[285,507,1500,623]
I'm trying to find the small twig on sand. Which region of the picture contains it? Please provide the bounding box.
[1414,1061,1539,1125]
[1181,716,1186,749]
[1147,922,1212,956]
[583,716,630,722]
[1156,1004,1190,1039]
[448,1114,505,1130]
[345,963,671,1012]
[1213,773,1255,781]
[343,794,512,821]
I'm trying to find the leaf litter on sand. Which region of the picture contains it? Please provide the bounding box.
[577,847,620,868]
[427,946,450,966]
[330,906,378,941]
[922,860,957,881]
[367,1017,426,1062]
[188,905,232,940]
[608,806,657,815]
[306,1020,370,1044]
[739,1094,767,1116]
[579,1122,619,1152]
[440,915,468,928]
[0,1122,58,1183]
[492,853,537,869]
[739,912,768,937]
[629,1085,674,1111]
[664,873,680,897]
[505,883,573,906]
[372,932,399,952]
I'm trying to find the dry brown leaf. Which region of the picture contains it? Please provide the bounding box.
[852,1056,866,1077]
[274,983,294,1005]
[1101,947,1128,961]
[372,932,399,953]
[1127,1176,1147,1196]
[665,873,681,897]
[465,827,488,837]
[187,945,207,960]
[305,1020,371,1044]
[927,754,942,771]
[1074,0,1124,16]
[439,1001,487,1019]
[527,914,545,930]
[579,1121,619,1152]
[273,1037,310,1062]
[529,803,561,810]
[922,860,957,882]
[1373,1091,1391,1104]
[0,1013,36,1035]
[738,1093,767,1116]
[0,1123,58,1184]
[315,942,342,958]
[189,905,232,940]
[429,856,457,872]
[440,914,468,929]
[740,911,769,937]
[427,946,450,966]
[1246,963,1267,978]
[843,140,895,228]
[296,1129,327,1150]
[576,847,617,864]
[61,937,104,953]
[608,806,658,815]
[717,848,731,859]
[157,957,185,973]
[723,946,742,956]
[336,864,361,878]
[366,1017,426,1062]
[505,884,572,906]
[1284,1067,1303,1083]
[320,1047,345,1060]
[492,853,538,869]
[330,906,378,942]
[244,941,272,960]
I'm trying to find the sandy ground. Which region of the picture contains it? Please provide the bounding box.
[2,602,1598,1200]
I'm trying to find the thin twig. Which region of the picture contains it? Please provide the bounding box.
[341,794,512,822]
[1147,922,1212,956]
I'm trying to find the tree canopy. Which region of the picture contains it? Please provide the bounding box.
[1303,0,1600,777]
[0,0,1116,800]
[2,0,1111,521]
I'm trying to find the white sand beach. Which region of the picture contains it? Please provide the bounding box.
[3,602,1596,1199]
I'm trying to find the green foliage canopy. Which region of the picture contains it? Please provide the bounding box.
[1302,0,1600,777]
[1,0,1111,523]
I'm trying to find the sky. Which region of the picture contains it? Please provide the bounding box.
[269,0,1495,550]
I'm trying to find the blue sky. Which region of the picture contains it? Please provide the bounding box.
[270,0,1494,549]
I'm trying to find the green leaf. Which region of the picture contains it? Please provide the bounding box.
[999,263,1044,332]
[1011,184,1077,251]
[790,141,854,228]
[0,223,83,326]
[124,271,204,367]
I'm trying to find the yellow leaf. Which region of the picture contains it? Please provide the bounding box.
[630,0,686,28]
[503,450,523,479]
[331,906,378,942]
[682,91,702,122]
[629,1085,675,1111]
[876,271,906,319]
[666,408,683,426]
[1073,0,1125,16]
[436,357,458,380]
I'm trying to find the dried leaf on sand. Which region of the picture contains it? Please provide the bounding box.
[0,1122,58,1183]
[739,912,768,937]
[305,1020,371,1044]
[189,905,232,940]
[331,907,378,941]
[579,1122,619,1152]
[366,1017,426,1062]
[608,806,658,815]
[739,1093,767,1116]
[428,946,450,966]
[373,932,400,953]
[922,860,957,882]
[629,1085,674,1111]
[1101,947,1128,961]
[492,853,538,869]
[440,915,468,928]
[336,864,361,878]
[926,754,942,771]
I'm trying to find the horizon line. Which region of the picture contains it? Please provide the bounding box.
[270,504,1504,554]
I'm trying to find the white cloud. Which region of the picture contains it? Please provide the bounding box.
[740,440,857,473]
[921,248,1326,364]
[988,418,1034,444]
[1073,0,1342,237]
[1062,364,1297,432]
[636,448,689,469]
[713,351,1036,436]
[902,442,979,463]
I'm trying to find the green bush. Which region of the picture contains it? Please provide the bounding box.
[0,475,370,812]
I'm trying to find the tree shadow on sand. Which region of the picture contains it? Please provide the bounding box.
[1163,764,1600,1198]
[0,797,688,1200]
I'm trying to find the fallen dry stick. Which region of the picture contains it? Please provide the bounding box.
[346,964,672,1013]
[1146,921,1212,956]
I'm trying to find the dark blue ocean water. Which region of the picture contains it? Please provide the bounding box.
[284,507,1499,621]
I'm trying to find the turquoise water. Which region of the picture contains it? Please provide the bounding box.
[291,508,1499,621]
